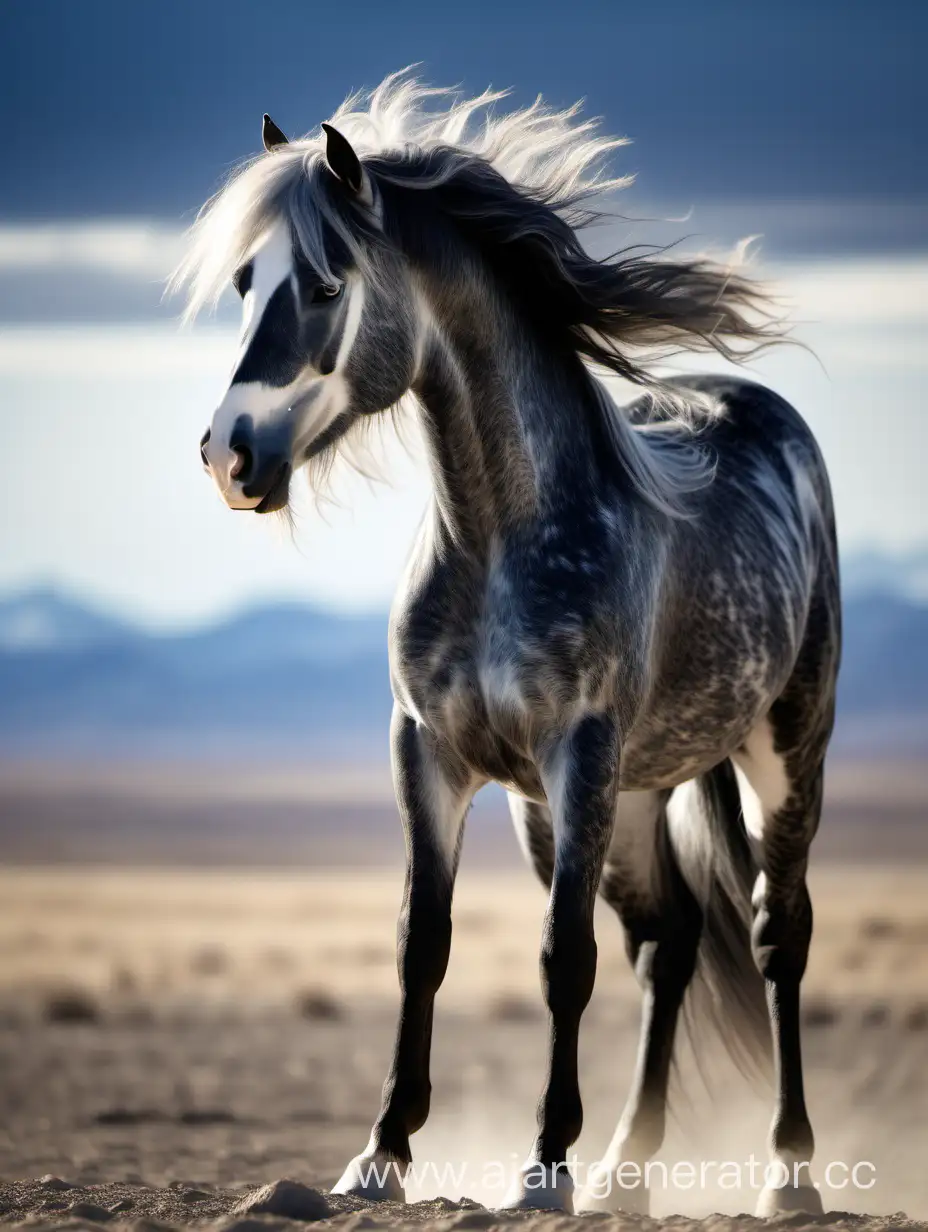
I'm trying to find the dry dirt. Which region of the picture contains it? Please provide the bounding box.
[1,866,928,1232]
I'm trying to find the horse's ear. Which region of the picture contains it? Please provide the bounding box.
[321,123,364,195]
[262,113,289,152]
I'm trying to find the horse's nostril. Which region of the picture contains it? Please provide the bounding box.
[199,428,211,469]
[230,445,253,483]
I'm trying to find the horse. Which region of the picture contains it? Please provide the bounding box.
[173,73,841,1217]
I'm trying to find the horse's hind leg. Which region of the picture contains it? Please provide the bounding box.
[576,789,701,1215]
[733,715,827,1216]
[508,794,555,889]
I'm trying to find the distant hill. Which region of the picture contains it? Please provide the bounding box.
[0,576,925,758]
[0,592,391,758]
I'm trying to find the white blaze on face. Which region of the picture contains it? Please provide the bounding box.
[236,218,293,361]
[202,218,366,510]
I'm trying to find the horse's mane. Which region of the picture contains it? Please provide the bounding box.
[173,70,785,515]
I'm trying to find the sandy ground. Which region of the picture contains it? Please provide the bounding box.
[2,866,928,1231]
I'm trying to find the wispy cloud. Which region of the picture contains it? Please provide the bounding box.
[0,231,925,621]
[0,225,924,377]
[769,257,928,327]
[0,222,184,278]
[1,216,926,328]
[0,323,237,377]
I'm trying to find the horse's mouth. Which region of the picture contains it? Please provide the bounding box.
[254,462,292,514]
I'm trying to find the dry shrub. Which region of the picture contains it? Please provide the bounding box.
[861,1001,890,1028]
[110,964,137,994]
[860,916,898,941]
[43,988,100,1025]
[189,946,229,976]
[115,1002,155,1028]
[297,988,344,1021]
[903,1002,928,1031]
[801,996,839,1029]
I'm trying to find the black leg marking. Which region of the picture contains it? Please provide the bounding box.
[578,797,700,1214]
[504,715,619,1212]
[333,708,476,1199]
[749,760,824,1216]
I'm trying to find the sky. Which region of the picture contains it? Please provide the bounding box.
[0,1,925,627]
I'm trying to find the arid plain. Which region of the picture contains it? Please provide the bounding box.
[1,758,927,1232]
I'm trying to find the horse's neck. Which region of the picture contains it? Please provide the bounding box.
[411,269,601,546]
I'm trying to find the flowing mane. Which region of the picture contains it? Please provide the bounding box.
[174,69,779,368]
[173,71,785,514]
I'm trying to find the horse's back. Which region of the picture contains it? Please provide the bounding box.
[630,374,829,483]
[629,372,837,565]
[619,374,840,787]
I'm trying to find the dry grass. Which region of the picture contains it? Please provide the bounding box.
[3,863,928,1219]
[1,864,928,1021]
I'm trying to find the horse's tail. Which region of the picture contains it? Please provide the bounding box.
[666,759,771,1079]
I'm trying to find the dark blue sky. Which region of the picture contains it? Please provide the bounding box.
[1,0,925,224]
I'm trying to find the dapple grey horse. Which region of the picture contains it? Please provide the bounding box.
[174,74,840,1216]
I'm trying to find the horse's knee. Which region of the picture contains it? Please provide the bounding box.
[397,899,452,1000]
[540,911,597,1019]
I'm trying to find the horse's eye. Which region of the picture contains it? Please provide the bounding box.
[311,282,343,305]
[233,263,253,298]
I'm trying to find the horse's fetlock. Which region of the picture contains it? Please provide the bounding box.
[387,1074,431,1137]
[539,1094,584,1157]
[771,1120,815,1163]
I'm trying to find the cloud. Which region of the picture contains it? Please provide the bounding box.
[1,214,926,328]
[0,222,185,277]
[0,322,238,377]
[0,222,216,325]
[0,222,924,379]
[769,257,928,327]
[0,238,925,623]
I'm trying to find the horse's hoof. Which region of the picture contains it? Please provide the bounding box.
[755,1182,824,1216]
[575,1164,649,1215]
[331,1151,406,1202]
[498,1163,574,1212]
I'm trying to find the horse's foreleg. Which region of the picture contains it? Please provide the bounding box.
[501,714,618,1213]
[332,708,477,1202]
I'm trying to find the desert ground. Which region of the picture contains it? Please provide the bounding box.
[1,761,928,1231]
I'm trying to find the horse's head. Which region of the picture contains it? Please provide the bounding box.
[179,75,776,518]
[196,117,420,513]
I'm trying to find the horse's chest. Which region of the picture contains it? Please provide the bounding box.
[392,614,552,791]
[451,636,535,738]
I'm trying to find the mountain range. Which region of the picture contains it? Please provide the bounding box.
[0,561,925,759]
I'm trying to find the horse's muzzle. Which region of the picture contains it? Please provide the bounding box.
[201,413,293,513]
[251,460,292,514]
